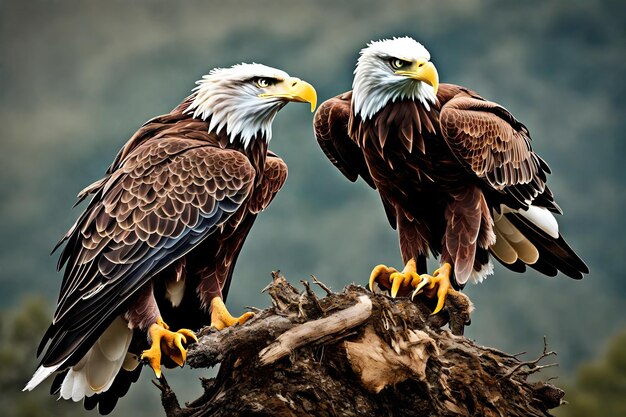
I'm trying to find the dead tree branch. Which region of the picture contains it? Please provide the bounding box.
[158,271,564,417]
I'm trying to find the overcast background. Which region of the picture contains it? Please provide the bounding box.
[1,0,624,416]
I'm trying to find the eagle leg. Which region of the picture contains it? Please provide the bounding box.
[210,297,255,331]
[369,258,422,298]
[411,262,452,315]
[141,316,198,378]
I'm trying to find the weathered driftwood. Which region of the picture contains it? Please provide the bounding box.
[155,272,563,417]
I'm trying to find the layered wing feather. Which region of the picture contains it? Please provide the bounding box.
[216,152,288,301]
[439,91,559,212]
[249,152,288,214]
[439,88,587,278]
[39,137,255,367]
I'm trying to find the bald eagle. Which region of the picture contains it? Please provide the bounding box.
[314,37,587,313]
[24,63,316,414]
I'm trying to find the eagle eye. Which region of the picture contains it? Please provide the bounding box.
[390,58,410,70]
[255,77,272,88]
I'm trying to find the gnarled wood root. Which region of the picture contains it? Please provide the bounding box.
[158,272,563,417]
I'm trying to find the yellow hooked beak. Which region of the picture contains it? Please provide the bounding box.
[395,59,439,94]
[258,77,317,112]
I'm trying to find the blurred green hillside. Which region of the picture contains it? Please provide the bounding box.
[1,0,624,416]
[555,330,626,417]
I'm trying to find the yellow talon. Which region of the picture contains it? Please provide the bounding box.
[411,263,452,314]
[210,297,255,331]
[370,259,453,315]
[389,271,421,298]
[140,317,198,378]
[389,272,403,298]
[370,259,420,298]
[431,263,452,314]
[369,264,397,292]
[411,276,430,298]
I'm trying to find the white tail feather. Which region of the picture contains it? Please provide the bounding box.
[494,214,518,238]
[491,207,541,266]
[508,236,539,264]
[519,206,559,238]
[23,363,61,392]
[491,227,518,264]
[59,316,132,401]
[59,368,75,399]
[122,352,140,372]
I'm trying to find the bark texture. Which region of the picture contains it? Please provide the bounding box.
[156,272,564,417]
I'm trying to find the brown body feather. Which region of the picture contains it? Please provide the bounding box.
[41,98,287,412]
[314,85,588,287]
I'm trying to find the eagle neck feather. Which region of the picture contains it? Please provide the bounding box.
[352,69,437,121]
[185,89,284,150]
[178,97,269,177]
[350,99,440,156]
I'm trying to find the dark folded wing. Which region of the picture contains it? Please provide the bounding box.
[439,93,559,212]
[314,92,399,227]
[39,137,255,366]
[250,152,288,214]
[313,92,375,189]
[219,153,288,300]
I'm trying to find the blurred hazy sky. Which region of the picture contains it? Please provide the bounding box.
[1,1,625,413]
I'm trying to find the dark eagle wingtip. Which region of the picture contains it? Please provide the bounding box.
[505,213,589,280]
[36,326,53,358]
[50,240,64,256]
[577,259,590,276]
